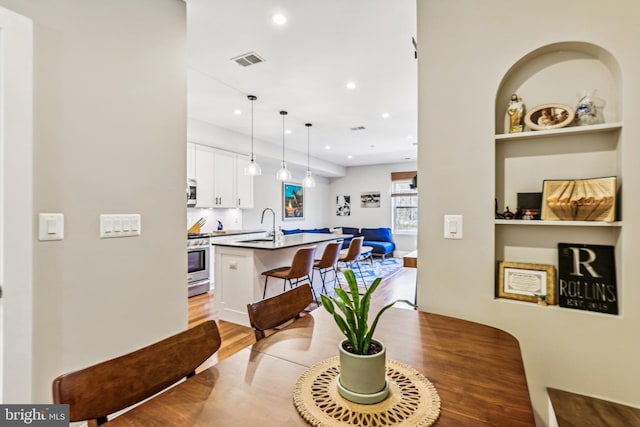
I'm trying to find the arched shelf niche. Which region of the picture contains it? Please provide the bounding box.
[494,41,622,134]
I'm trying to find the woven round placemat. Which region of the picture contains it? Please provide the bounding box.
[293,357,441,427]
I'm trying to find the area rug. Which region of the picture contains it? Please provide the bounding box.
[335,257,403,289]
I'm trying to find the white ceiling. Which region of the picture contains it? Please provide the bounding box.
[186,0,417,173]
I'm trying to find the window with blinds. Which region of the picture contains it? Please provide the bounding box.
[391,171,418,234]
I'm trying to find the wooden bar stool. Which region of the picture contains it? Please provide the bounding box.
[261,246,318,302]
[312,241,342,294]
[336,236,367,289]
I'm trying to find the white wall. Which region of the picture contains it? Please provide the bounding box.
[243,169,330,232]
[0,0,188,402]
[328,162,418,254]
[418,1,640,425]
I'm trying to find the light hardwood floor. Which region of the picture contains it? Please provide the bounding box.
[189,265,417,370]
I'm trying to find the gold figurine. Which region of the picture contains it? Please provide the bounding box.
[507,93,525,133]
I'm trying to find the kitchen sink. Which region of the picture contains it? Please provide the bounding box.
[242,238,275,243]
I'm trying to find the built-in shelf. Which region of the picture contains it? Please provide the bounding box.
[494,297,623,318]
[495,122,622,142]
[495,219,622,227]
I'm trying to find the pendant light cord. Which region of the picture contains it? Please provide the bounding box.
[280,111,287,163]
[251,98,254,161]
[306,123,312,171]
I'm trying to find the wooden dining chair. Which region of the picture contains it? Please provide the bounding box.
[52,320,221,426]
[313,241,342,293]
[261,246,317,301]
[337,236,367,288]
[247,284,314,341]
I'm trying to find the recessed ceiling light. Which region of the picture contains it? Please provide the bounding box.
[325,145,331,150]
[381,113,390,119]
[347,155,353,159]
[412,142,418,146]
[407,135,413,140]
[272,14,287,25]
[370,145,375,148]
[285,129,292,135]
[346,82,356,90]
[233,109,242,115]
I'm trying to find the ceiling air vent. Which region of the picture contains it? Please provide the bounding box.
[350,126,366,131]
[231,52,265,67]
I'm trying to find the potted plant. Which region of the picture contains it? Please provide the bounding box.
[320,269,415,404]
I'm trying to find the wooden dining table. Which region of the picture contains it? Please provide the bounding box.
[107,307,535,426]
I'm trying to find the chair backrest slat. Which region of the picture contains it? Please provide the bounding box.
[52,320,221,424]
[247,285,313,340]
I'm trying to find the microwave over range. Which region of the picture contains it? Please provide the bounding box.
[187,179,197,207]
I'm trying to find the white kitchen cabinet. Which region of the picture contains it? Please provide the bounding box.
[213,150,236,207]
[235,154,254,208]
[194,144,215,207]
[189,143,254,208]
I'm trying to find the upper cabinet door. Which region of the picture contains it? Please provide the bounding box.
[213,149,236,207]
[194,144,215,207]
[235,154,254,208]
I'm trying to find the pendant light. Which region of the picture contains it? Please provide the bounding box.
[276,110,292,181]
[244,95,262,176]
[302,123,316,187]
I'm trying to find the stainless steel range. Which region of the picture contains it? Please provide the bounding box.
[187,235,211,297]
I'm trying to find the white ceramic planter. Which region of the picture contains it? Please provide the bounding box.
[337,339,389,404]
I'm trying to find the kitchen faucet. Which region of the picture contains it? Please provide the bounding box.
[261,208,276,240]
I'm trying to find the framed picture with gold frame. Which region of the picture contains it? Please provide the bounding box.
[497,261,556,304]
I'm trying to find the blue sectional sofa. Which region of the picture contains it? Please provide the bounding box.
[282,227,396,260]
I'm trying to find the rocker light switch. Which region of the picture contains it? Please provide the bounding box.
[444,214,463,239]
[39,213,64,241]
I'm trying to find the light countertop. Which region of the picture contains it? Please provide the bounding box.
[211,232,350,250]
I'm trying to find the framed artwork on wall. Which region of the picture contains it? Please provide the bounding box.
[336,195,351,216]
[283,182,304,220]
[361,191,380,208]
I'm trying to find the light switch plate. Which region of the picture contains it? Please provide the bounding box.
[100,214,141,238]
[444,214,463,239]
[39,213,64,241]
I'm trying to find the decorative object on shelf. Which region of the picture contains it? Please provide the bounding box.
[337,195,351,216]
[535,294,548,306]
[320,269,414,404]
[517,192,542,220]
[244,95,262,176]
[293,357,441,427]
[558,243,617,315]
[495,198,505,219]
[282,182,304,220]
[497,261,557,304]
[276,110,292,181]
[575,89,605,126]
[503,206,515,219]
[524,103,575,131]
[541,176,616,222]
[302,123,316,188]
[507,93,525,133]
[360,192,381,208]
[217,220,223,231]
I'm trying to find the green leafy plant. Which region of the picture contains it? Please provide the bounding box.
[320,269,415,355]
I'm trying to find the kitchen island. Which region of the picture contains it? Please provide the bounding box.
[212,233,348,326]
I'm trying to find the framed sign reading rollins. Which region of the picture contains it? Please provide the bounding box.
[497,261,556,304]
[283,182,304,220]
